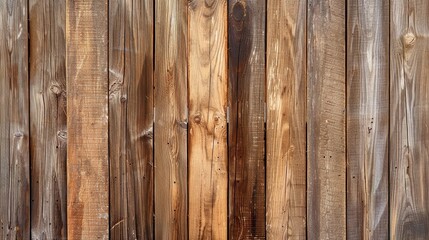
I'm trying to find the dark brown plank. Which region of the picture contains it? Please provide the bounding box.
[0,0,30,239]
[346,0,389,239]
[66,0,109,238]
[228,0,266,239]
[188,0,228,238]
[109,0,154,238]
[154,0,188,239]
[307,0,346,239]
[29,0,67,238]
[266,0,307,238]
[390,0,429,239]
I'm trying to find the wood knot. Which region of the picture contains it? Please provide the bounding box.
[57,130,67,141]
[14,131,23,138]
[193,115,201,124]
[232,2,245,21]
[120,95,127,102]
[403,32,416,47]
[50,82,63,95]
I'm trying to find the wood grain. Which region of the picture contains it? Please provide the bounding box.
[307,0,346,239]
[266,0,306,239]
[390,0,429,239]
[154,0,188,239]
[0,0,30,239]
[346,0,389,239]
[29,0,67,238]
[188,0,228,238]
[66,0,109,239]
[228,0,266,239]
[108,0,154,238]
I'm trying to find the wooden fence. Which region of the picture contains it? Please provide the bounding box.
[0,0,428,239]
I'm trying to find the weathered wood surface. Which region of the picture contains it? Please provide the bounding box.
[66,0,109,239]
[228,0,266,239]
[109,0,154,239]
[0,0,30,239]
[346,0,389,239]
[154,0,188,239]
[390,0,429,239]
[188,0,228,238]
[307,0,346,239]
[266,0,307,239]
[29,0,67,238]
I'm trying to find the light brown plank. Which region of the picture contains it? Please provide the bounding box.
[390,0,429,238]
[29,0,67,238]
[108,0,154,238]
[0,0,30,239]
[154,0,188,239]
[188,0,228,238]
[346,0,389,239]
[307,0,346,239]
[266,0,307,239]
[228,0,266,239]
[66,0,109,239]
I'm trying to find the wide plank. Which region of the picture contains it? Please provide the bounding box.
[0,0,30,239]
[29,0,67,238]
[390,0,429,239]
[66,0,109,238]
[307,0,346,239]
[188,0,228,238]
[266,0,307,239]
[154,0,188,239]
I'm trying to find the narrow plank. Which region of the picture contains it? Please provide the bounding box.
[188,0,228,238]
[266,0,307,239]
[29,0,67,238]
[66,0,109,239]
[0,0,30,239]
[109,0,154,238]
[346,0,389,239]
[307,0,346,239]
[390,0,429,238]
[228,0,266,239]
[154,0,188,239]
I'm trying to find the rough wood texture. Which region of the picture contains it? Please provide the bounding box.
[390,0,429,239]
[346,0,389,239]
[108,0,154,238]
[188,0,228,238]
[29,0,67,238]
[266,0,306,239]
[66,0,109,239]
[0,0,30,239]
[307,0,346,239]
[154,0,188,239]
[228,0,266,239]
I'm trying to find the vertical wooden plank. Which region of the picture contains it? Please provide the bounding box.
[346,0,389,239]
[228,0,266,239]
[266,0,306,239]
[307,0,346,239]
[154,0,188,239]
[188,0,228,238]
[0,0,30,239]
[66,0,109,239]
[109,0,154,238]
[29,0,67,238]
[390,0,429,238]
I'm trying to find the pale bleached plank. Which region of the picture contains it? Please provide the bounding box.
[266,0,307,239]
[188,0,228,238]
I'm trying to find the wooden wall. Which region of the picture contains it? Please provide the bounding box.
[0,0,428,239]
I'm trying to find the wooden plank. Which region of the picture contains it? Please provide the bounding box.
[265,0,306,239]
[228,0,266,239]
[188,0,228,238]
[0,0,30,239]
[346,0,389,239]
[29,0,67,238]
[307,0,346,239]
[66,0,109,239]
[154,0,188,239]
[390,0,429,238]
[109,0,154,238]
